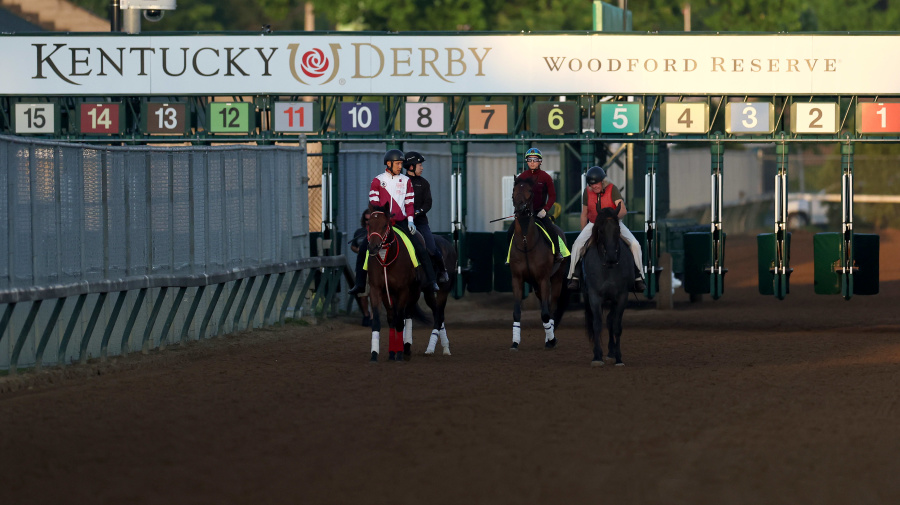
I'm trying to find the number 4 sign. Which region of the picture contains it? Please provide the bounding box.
[661,103,709,134]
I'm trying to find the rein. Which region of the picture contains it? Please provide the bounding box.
[366,213,404,307]
[594,217,622,265]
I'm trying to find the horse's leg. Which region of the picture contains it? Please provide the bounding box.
[423,289,440,356]
[403,310,413,361]
[511,275,523,350]
[587,293,605,366]
[385,305,399,361]
[610,294,627,366]
[539,276,557,349]
[437,291,450,355]
[369,291,383,362]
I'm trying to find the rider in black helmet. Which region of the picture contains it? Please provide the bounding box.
[566,166,645,292]
[403,151,450,285]
[348,149,439,295]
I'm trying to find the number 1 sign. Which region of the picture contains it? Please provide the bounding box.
[857,102,900,134]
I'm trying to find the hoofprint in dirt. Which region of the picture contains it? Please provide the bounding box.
[2,230,900,505]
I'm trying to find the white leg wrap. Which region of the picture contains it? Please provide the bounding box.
[371,331,380,354]
[439,322,449,347]
[512,322,521,344]
[425,330,439,355]
[403,318,413,344]
[543,319,555,342]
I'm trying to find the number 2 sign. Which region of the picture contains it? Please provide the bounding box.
[790,103,839,134]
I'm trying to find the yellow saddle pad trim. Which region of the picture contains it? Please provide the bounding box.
[364,226,419,271]
[505,224,571,263]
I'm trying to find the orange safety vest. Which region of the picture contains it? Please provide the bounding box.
[585,186,617,224]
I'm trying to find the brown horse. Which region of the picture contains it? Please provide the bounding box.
[508,178,569,350]
[365,208,420,362]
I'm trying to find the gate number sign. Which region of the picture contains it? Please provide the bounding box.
[14,103,56,134]
[598,103,643,134]
[791,103,839,134]
[726,102,775,134]
[661,103,709,134]
[209,103,253,133]
[468,103,509,134]
[532,102,579,135]
[79,103,122,135]
[274,102,317,133]
[857,102,900,134]
[338,102,382,133]
[404,103,446,133]
[145,103,187,134]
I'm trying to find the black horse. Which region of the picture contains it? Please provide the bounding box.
[582,203,634,366]
[422,236,457,356]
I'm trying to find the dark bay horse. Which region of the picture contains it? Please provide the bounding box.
[365,207,456,362]
[582,203,634,366]
[508,178,569,350]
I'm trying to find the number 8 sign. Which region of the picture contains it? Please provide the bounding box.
[403,103,446,133]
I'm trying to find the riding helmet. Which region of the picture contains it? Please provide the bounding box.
[524,147,542,160]
[383,149,404,164]
[585,166,607,185]
[403,151,425,168]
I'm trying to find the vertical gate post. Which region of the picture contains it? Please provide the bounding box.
[840,141,855,300]
[709,137,726,299]
[321,140,339,255]
[774,140,791,299]
[643,137,659,299]
[450,140,468,299]
[515,142,529,175]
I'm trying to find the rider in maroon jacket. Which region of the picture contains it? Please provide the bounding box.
[508,147,563,263]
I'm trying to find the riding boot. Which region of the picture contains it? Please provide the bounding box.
[633,265,646,292]
[567,277,580,290]
[433,253,450,284]
[414,241,439,292]
[347,249,367,296]
[553,230,564,264]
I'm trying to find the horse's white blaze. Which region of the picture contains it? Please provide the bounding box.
[425,330,439,355]
[543,319,555,342]
[371,331,380,354]
[378,247,387,261]
[403,318,413,344]
[512,321,521,344]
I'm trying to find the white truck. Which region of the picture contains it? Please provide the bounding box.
[786,192,829,229]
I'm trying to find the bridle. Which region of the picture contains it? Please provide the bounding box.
[366,212,399,267]
[595,214,621,265]
[512,185,536,254]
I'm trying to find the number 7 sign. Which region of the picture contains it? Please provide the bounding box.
[468,103,510,134]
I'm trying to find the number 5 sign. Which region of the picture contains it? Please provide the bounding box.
[598,103,644,134]
[402,103,446,133]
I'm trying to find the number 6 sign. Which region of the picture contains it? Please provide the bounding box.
[402,103,446,133]
[531,102,579,135]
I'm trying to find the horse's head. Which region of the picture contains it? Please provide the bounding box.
[512,178,535,217]
[594,203,622,265]
[366,206,392,253]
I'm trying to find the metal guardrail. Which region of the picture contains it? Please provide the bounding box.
[0,255,349,375]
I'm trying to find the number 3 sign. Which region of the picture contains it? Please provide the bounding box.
[402,103,446,133]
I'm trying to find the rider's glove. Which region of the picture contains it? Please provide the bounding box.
[537,209,547,219]
[408,217,417,234]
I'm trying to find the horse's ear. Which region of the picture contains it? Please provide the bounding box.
[615,202,622,217]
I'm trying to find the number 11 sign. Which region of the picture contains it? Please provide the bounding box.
[273,102,318,133]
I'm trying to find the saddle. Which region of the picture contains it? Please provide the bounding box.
[506,223,571,263]
[363,226,419,271]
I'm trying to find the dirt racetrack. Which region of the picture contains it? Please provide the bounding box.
[3,229,900,505]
